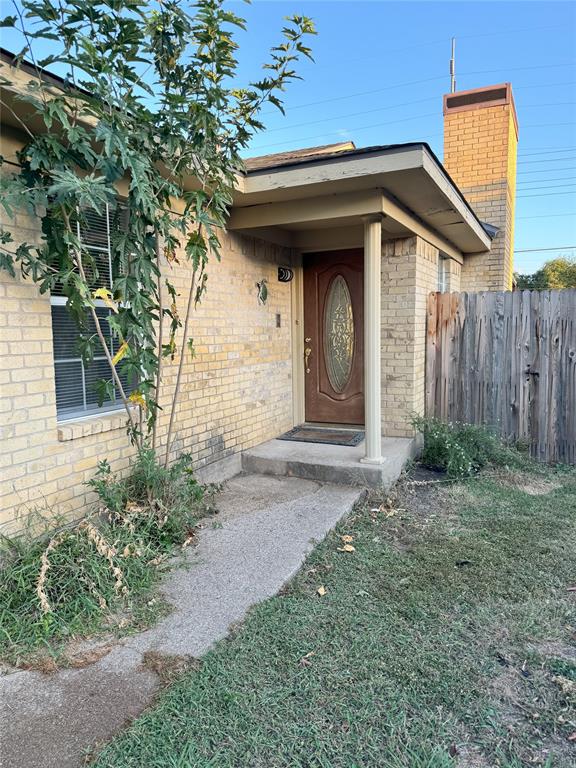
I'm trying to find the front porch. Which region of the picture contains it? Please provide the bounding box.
[242,434,418,488]
[229,143,492,480]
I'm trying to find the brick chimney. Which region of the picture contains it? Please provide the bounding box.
[443,83,518,290]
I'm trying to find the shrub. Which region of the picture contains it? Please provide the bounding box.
[411,416,526,478]
[0,451,214,665]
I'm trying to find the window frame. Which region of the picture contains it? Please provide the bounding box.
[50,203,131,423]
[437,254,449,293]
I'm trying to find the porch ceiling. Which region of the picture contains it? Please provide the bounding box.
[229,188,467,262]
[232,144,492,256]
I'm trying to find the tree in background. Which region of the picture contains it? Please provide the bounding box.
[0,0,315,464]
[515,256,576,290]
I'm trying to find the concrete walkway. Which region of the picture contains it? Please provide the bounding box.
[0,475,362,768]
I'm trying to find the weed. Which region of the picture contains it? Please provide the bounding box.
[411,416,529,477]
[0,450,213,666]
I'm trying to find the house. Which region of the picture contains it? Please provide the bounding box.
[0,49,518,534]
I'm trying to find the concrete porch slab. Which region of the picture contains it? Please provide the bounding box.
[242,436,418,488]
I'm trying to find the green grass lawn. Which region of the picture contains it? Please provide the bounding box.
[95,467,576,768]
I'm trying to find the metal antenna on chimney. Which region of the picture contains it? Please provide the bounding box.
[450,37,456,93]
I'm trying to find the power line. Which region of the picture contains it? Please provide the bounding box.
[518,155,576,165]
[264,61,576,114]
[515,246,576,252]
[264,100,576,136]
[256,112,439,151]
[518,176,576,185]
[517,190,576,198]
[257,117,576,153]
[522,122,576,129]
[263,96,437,134]
[263,75,446,115]
[515,81,576,90]
[518,166,576,175]
[517,212,575,220]
[517,182,576,191]
[521,102,576,108]
[306,25,572,72]
[458,24,571,42]
[518,147,576,157]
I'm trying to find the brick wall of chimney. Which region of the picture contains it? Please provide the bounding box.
[443,84,518,291]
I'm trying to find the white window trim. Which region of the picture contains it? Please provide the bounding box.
[438,254,449,292]
[50,203,130,423]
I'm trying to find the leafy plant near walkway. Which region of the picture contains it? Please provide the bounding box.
[412,416,528,477]
[0,0,315,459]
[0,450,215,666]
[95,466,576,768]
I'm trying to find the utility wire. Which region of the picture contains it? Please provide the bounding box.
[262,76,446,114]
[517,190,576,198]
[518,155,576,165]
[257,118,576,152]
[522,122,575,129]
[515,183,576,192]
[263,96,437,134]
[518,147,576,156]
[518,166,576,175]
[263,100,576,136]
[518,176,576,185]
[515,246,576,252]
[517,212,575,220]
[263,61,576,114]
[305,25,571,72]
[256,112,439,150]
[515,80,576,90]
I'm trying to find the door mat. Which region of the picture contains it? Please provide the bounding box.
[277,426,365,447]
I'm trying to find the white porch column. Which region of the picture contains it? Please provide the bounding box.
[361,214,384,464]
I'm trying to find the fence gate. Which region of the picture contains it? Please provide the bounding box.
[426,290,576,464]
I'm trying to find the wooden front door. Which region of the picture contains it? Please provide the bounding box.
[303,250,364,424]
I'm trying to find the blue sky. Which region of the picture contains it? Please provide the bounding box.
[3,1,575,273]
[231,0,575,273]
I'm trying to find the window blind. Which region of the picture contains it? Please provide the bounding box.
[50,204,134,420]
[437,256,448,292]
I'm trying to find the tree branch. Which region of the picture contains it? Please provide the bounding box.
[152,238,164,452]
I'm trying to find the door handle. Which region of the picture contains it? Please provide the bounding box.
[304,345,312,373]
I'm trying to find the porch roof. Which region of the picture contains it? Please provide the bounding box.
[0,46,491,256]
[233,142,492,256]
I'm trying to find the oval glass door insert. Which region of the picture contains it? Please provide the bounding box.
[323,274,355,393]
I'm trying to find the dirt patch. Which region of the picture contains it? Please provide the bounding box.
[456,743,492,768]
[396,474,465,530]
[13,636,115,674]
[141,650,201,685]
[65,642,114,670]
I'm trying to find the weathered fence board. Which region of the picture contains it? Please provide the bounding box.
[426,289,576,464]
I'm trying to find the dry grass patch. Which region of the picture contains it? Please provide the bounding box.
[141,651,201,686]
[493,468,563,496]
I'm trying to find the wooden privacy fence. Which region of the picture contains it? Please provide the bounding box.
[426,289,576,464]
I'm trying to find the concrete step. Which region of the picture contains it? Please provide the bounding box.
[242,436,418,489]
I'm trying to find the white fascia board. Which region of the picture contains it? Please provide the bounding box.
[421,148,492,250]
[228,189,383,230]
[241,147,424,197]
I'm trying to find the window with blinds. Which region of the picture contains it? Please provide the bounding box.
[438,255,449,292]
[50,204,134,421]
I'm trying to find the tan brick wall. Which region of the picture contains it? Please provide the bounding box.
[380,236,440,437]
[444,99,518,291]
[0,206,295,534]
